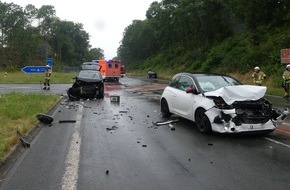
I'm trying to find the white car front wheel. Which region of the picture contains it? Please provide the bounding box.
[195,109,212,133]
[161,99,171,118]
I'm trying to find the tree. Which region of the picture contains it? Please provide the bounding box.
[85,48,104,61]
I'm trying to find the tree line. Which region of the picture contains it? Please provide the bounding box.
[117,0,290,79]
[0,1,104,71]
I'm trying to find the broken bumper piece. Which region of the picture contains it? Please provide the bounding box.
[206,107,288,133]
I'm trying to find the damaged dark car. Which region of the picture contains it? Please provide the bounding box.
[67,63,104,100]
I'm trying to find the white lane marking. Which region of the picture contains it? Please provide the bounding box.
[264,137,290,149]
[61,105,83,190]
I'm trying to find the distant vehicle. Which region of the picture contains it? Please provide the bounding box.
[160,72,288,134]
[93,59,122,81]
[67,62,104,100]
[148,71,157,78]
[121,65,126,77]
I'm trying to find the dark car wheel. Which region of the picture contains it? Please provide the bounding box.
[195,109,212,133]
[161,99,171,118]
[67,88,79,101]
[97,87,104,99]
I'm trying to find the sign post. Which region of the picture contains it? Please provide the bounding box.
[21,58,53,74]
[281,49,290,63]
[46,58,52,70]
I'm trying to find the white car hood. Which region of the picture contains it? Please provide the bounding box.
[204,85,267,105]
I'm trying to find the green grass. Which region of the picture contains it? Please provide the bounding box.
[0,92,60,161]
[0,71,71,161]
[0,72,77,84]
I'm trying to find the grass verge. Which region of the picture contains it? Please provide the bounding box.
[0,92,60,161]
[0,72,77,84]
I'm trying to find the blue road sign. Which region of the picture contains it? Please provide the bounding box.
[21,66,46,74]
[46,58,52,66]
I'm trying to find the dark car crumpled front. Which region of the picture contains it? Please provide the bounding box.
[67,70,104,101]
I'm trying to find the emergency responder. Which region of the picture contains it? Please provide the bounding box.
[252,66,266,86]
[282,64,290,98]
[43,65,51,90]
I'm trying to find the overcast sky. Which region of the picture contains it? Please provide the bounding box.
[2,0,158,60]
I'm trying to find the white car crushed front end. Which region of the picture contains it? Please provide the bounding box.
[203,85,288,133]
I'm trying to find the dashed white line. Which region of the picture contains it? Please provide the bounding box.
[61,105,83,190]
[263,137,290,149]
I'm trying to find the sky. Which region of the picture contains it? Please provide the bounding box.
[2,0,158,60]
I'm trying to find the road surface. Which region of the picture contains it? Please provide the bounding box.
[0,77,290,190]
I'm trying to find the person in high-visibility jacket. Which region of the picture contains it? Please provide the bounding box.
[43,65,51,90]
[252,66,266,86]
[282,64,290,98]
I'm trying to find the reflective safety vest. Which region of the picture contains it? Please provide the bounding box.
[45,69,51,80]
[252,71,266,85]
[283,70,290,83]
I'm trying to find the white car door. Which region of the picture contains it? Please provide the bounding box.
[171,76,196,120]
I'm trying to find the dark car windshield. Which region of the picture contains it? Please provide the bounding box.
[195,75,242,92]
[78,70,102,80]
[82,62,101,71]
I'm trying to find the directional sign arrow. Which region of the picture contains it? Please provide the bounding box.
[21,66,46,74]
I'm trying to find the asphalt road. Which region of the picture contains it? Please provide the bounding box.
[0,77,290,190]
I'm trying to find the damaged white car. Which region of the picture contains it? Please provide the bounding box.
[160,73,288,134]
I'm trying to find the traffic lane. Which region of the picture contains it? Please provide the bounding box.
[0,100,83,190]
[78,84,290,190]
[1,78,290,189]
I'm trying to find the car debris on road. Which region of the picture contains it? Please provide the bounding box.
[36,113,54,125]
[16,131,30,148]
[154,119,179,126]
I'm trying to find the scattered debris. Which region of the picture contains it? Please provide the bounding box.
[106,126,118,131]
[83,105,92,108]
[37,113,54,124]
[154,119,178,126]
[142,145,147,147]
[17,131,30,148]
[110,95,120,103]
[119,110,127,113]
[208,143,213,146]
[168,123,175,130]
[59,120,77,123]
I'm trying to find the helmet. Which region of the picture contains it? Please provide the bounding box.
[287,64,290,68]
[46,65,50,68]
[254,66,260,70]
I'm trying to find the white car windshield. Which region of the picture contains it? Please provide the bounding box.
[196,75,242,92]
